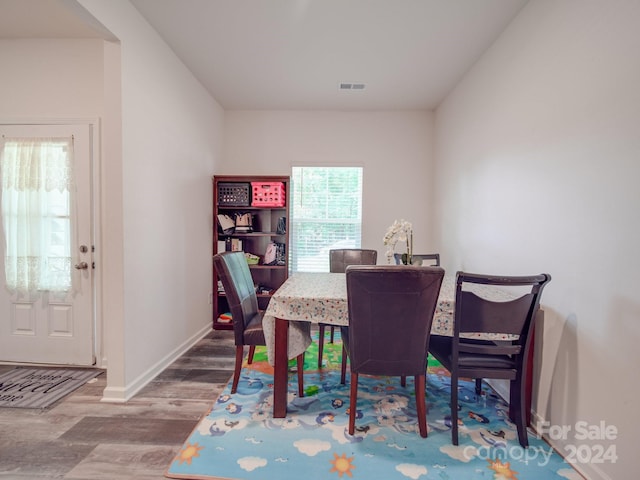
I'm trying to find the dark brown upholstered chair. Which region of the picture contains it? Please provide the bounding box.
[394,253,440,266]
[318,249,378,373]
[213,252,304,396]
[342,265,445,437]
[429,271,551,448]
[330,249,378,273]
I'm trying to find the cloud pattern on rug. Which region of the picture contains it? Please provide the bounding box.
[167,369,574,480]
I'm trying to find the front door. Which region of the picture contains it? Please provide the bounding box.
[0,123,95,365]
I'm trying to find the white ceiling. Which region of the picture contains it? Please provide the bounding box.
[130,0,528,110]
[1,0,529,111]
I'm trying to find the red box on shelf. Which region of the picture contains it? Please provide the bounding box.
[251,182,286,207]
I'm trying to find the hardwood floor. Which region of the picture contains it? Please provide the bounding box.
[0,329,236,480]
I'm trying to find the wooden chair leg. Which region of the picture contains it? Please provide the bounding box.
[475,378,482,395]
[451,372,459,445]
[340,345,348,384]
[401,376,407,387]
[415,374,427,438]
[330,326,335,343]
[297,353,305,398]
[231,345,244,394]
[511,376,529,447]
[318,325,326,368]
[248,345,256,364]
[348,372,359,435]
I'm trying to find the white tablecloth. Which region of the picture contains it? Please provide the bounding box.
[262,272,516,365]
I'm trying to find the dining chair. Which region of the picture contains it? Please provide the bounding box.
[213,252,305,396]
[428,271,551,447]
[342,265,445,437]
[318,249,377,374]
[394,252,440,266]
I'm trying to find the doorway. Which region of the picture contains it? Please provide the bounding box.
[0,123,95,365]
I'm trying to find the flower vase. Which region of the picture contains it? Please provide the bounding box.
[401,232,413,265]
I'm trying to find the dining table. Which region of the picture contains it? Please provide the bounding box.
[262,271,533,419]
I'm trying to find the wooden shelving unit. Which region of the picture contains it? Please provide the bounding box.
[212,175,290,330]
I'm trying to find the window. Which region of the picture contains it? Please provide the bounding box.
[290,166,363,272]
[0,137,74,294]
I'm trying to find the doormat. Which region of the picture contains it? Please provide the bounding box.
[0,367,102,409]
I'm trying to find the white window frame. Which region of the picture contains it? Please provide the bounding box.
[289,166,363,272]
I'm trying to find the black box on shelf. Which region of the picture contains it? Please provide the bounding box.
[218,182,251,206]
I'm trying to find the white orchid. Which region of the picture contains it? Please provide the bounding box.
[383,219,413,264]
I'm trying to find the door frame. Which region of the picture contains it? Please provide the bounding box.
[0,117,103,367]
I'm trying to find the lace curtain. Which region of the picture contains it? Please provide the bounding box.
[0,137,75,295]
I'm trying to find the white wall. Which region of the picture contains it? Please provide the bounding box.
[223,110,436,260]
[0,39,104,116]
[76,0,225,399]
[434,1,640,478]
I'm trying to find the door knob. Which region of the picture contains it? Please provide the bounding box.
[75,262,89,270]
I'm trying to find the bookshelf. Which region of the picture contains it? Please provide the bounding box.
[212,175,290,330]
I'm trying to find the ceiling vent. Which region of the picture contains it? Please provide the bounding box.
[339,82,366,92]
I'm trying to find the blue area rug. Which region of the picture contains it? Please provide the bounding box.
[166,348,579,480]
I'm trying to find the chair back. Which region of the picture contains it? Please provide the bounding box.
[453,272,551,360]
[329,248,377,273]
[394,253,440,266]
[345,265,444,376]
[213,252,260,345]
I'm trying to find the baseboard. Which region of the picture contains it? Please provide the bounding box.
[100,324,211,403]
